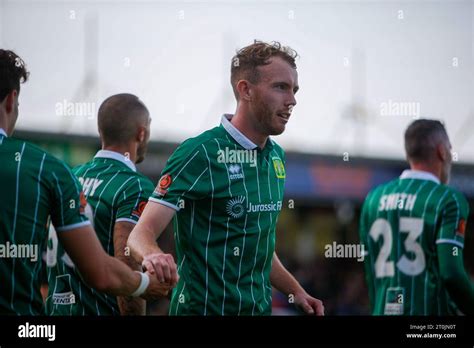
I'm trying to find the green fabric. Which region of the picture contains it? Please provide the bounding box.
[46,155,154,315]
[0,134,89,315]
[360,173,470,315]
[150,120,286,315]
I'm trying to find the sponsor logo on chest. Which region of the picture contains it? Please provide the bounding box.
[226,196,282,218]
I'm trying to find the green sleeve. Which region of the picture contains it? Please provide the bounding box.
[116,177,154,224]
[436,191,469,248]
[149,140,210,210]
[49,158,90,232]
[437,243,474,315]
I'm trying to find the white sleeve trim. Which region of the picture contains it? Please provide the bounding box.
[115,218,138,225]
[436,239,464,248]
[148,197,180,211]
[56,220,91,232]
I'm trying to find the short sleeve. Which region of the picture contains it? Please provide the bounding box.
[49,159,90,232]
[116,177,155,224]
[149,141,210,211]
[436,191,469,249]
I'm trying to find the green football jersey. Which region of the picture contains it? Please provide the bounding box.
[149,114,286,315]
[0,129,90,315]
[46,150,154,315]
[359,169,469,315]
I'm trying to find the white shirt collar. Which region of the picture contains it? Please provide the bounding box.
[221,114,258,150]
[400,169,440,185]
[94,150,136,172]
[0,128,7,137]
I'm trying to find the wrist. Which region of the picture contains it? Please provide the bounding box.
[289,287,307,298]
[130,271,150,297]
[142,247,164,259]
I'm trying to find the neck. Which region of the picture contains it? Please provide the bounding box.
[231,106,268,149]
[102,144,137,164]
[410,162,441,181]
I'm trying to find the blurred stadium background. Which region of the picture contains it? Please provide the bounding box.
[2,0,473,315]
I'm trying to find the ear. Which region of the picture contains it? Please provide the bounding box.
[236,80,252,102]
[136,126,146,142]
[436,143,447,161]
[4,90,18,114]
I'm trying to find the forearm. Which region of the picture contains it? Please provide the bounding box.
[444,271,474,315]
[270,253,306,296]
[127,202,175,263]
[438,244,474,315]
[100,256,143,296]
[114,222,147,314]
[271,253,325,315]
[115,247,146,315]
[128,222,164,263]
[59,225,142,297]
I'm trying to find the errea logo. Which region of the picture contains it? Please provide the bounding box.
[228,164,244,180]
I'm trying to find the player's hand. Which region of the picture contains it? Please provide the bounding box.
[142,252,179,286]
[294,291,325,316]
[140,270,174,300]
